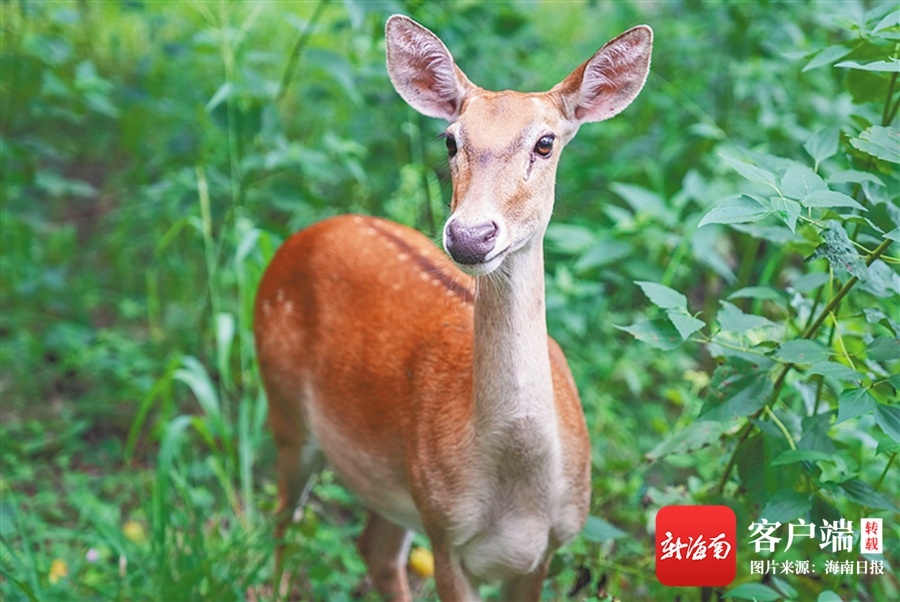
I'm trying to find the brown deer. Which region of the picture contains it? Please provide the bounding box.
[254,15,652,601]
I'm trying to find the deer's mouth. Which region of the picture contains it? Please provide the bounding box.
[452,244,510,277]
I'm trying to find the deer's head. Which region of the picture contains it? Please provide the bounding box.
[386,16,653,276]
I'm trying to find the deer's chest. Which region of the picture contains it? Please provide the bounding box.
[447,418,584,580]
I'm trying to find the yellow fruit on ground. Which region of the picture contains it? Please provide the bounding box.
[408,546,435,578]
[123,520,147,543]
[49,558,68,584]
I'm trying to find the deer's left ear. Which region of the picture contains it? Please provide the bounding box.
[553,25,653,124]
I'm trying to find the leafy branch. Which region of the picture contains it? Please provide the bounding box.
[716,237,894,494]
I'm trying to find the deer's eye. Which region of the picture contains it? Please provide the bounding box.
[445,135,458,158]
[534,135,554,157]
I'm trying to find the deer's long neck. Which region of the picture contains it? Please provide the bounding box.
[472,238,557,434]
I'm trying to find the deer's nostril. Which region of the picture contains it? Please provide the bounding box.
[481,221,499,243]
[445,220,500,265]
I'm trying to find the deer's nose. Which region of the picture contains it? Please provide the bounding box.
[445,219,499,265]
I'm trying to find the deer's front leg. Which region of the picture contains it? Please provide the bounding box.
[357,511,413,601]
[499,556,551,602]
[431,540,482,602]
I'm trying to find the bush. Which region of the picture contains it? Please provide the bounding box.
[1,1,896,600]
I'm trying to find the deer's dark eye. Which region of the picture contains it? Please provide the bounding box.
[445,135,458,158]
[534,135,554,157]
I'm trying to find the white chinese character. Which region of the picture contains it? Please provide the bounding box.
[748,519,782,553]
[750,560,763,574]
[824,559,840,574]
[819,518,854,553]
[660,531,688,560]
[839,560,854,575]
[780,560,796,574]
[870,561,884,575]
[795,560,811,575]
[784,518,816,551]
[687,535,708,560]
[710,532,732,559]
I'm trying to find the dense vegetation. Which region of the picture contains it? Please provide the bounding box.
[1,1,897,600]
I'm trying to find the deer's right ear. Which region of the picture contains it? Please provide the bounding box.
[385,15,474,122]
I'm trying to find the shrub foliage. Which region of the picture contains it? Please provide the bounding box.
[1,1,896,600]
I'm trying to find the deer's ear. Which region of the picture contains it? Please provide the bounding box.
[554,25,653,124]
[385,15,474,121]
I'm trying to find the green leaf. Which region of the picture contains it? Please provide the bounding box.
[698,195,773,228]
[733,223,801,244]
[802,45,851,72]
[636,281,687,311]
[868,336,900,361]
[781,164,826,199]
[770,196,801,231]
[839,479,899,511]
[806,361,861,382]
[701,372,773,421]
[836,388,877,424]
[836,59,900,72]
[864,308,898,335]
[849,126,900,164]
[803,127,839,165]
[877,437,900,457]
[759,490,812,523]
[175,356,221,421]
[792,272,829,293]
[646,420,729,460]
[610,182,674,225]
[802,190,866,211]
[615,319,682,350]
[770,577,798,601]
[774,340,831,365]
[806,222,869,281]
[580,515,626,542]
[770,449,834,466]
[718,301,779,333]
[545,224,596,253]
[885,227,900,242]
[874,404,900,442]
[721,154,779,188]
[666,311,705,341]
[573,240,632,271]
[817,592,842,602]
[827,170,884,186]
[205,82,235,112]
[727,286,787,303]
[873,11,900,34]
[692,225,737,283]
[215,312,236,386]
[727,583,781,601]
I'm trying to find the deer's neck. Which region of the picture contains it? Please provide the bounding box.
[472,238,556,433]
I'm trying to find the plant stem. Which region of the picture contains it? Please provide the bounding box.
[196,164,219,321]
[876,453,897,492]
[764,406,796,450]
[881,71,897,126]
[276,0,329,104]
[801,238,892,340]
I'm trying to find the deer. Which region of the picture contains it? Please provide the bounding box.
[254,14,652,601]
